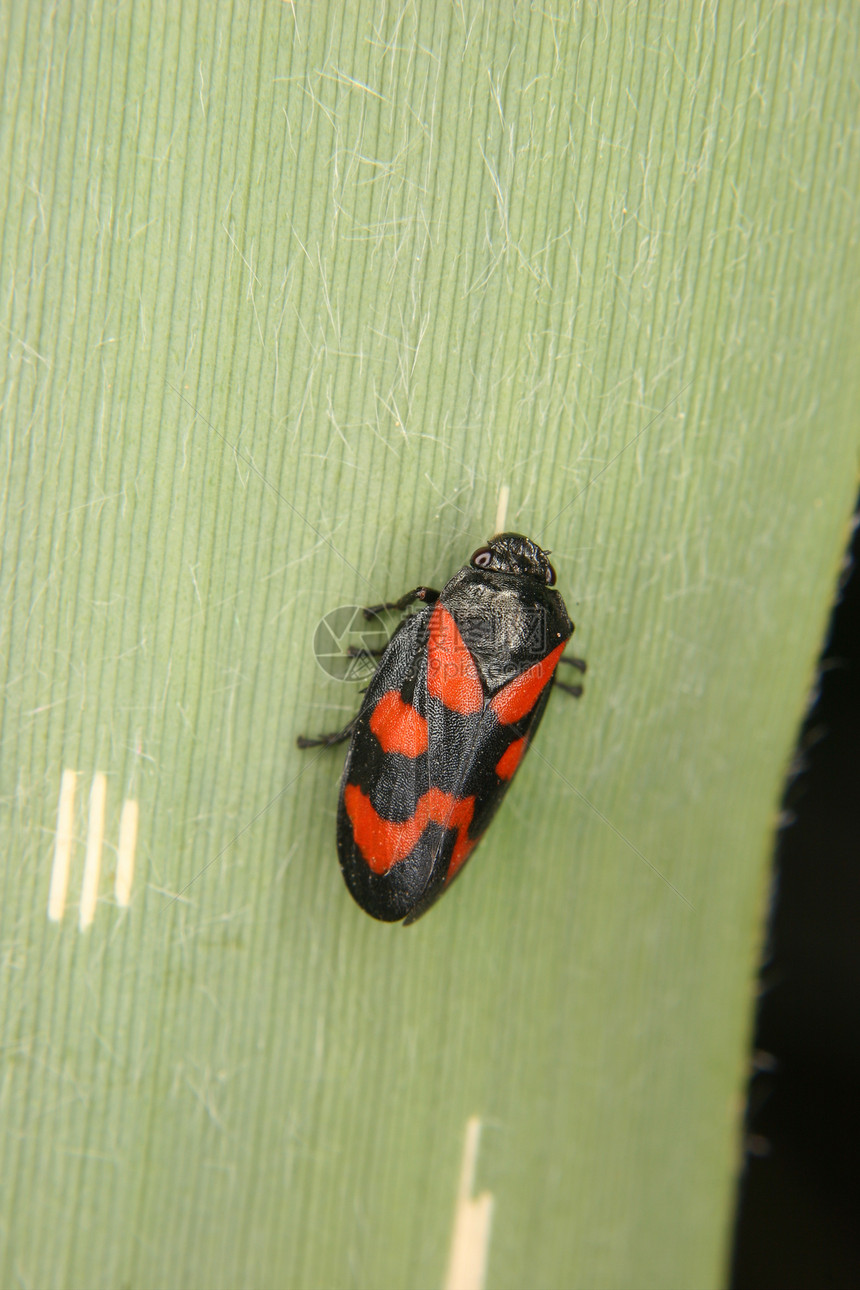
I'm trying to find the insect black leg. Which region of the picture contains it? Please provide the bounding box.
[345,645,386,661]
[363,586,440,619]
[555,679,584,698]
[296,718,356,750]
[556,655,586,699]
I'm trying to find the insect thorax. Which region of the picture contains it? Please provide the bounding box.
[441,570,572,692]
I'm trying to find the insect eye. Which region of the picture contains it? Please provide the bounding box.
[545,563,557,586]
[471,547,493,569]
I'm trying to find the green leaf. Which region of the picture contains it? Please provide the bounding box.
[2,4,858,1287]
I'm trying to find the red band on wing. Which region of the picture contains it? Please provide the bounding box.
[495,735,527,781]
[344,783,475,877]
[445,819,476,883]
[427,604,484,714]
[490,641,567,725]
[369,690,429,757]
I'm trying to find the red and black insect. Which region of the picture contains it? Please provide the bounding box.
[297,533,586,923]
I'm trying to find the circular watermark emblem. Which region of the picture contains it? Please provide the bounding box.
[312,605,391,681]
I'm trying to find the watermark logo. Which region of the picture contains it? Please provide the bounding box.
[312,604,552,682]
[312,606,390,681]
[457,609,548,658]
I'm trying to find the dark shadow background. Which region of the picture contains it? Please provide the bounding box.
[731,509,860,1288]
